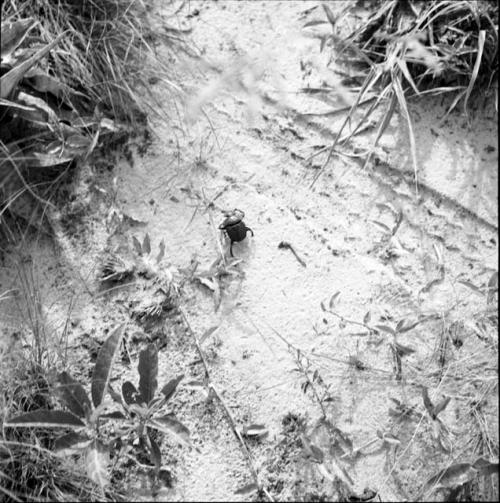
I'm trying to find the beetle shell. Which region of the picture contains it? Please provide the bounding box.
[222,220,249,243]
[219,209,245,229]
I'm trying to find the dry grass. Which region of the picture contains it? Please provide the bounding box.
[310,0,498,187]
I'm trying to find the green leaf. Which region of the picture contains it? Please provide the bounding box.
[422,387,434,418]
[432,396,451,418]
[234,482,259,495]
[425,463,476,490]
[1,18,37,60]
[394,342,416,356]
[138,343,158,405]
[147,428,162,472]
[150,415,191,447]
[132,236,142,256]
[6,409,85,429]
[322,3,336,26]
[54,431,92,454]
[375,324,395,335]
[91,324,125,408]
[156,239,165,264]
[161,375,184,402]
[85,440,110,489]
[142,234,151,255]
[199,326,219,345]
[122,381,139,405]
[56,371,91,419]
[1,31,67,99]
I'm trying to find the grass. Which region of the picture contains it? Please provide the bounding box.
[309,0,498,188]
[1,0,184,236]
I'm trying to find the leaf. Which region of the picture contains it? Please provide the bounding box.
[425,463,476,490]
[432,396,451,418]
[91,323,125,408]
[147,428,162,471]
[363,312,371,324]
[199,326,219,345]
[138,343,158,405]
[66,134,90,150]
[242,424,269,439]
[320,301,327,312]
[86,440,110,489]
[6,410,85,429]
[303,20,328,28]
[1,18,37,59]
[151,415,191,447]
[458,280,483,294]
[487,272,498,290]
[395,319,406,332]
[132,236,142,256]
[56,371,91,419]
[122,381,139,405]
[156,239,165,264]
[382,432,401,445]
[375,325,395,335]
[26,72,74,99]
[473,458,499,476]
[100,411,126,420]
[142,233,151,255]
[54,431,92,455]
[322,3,336,26]
[234,483,259,495]
[463,30,485,117]
[329,291,341,309]
[394,342,416,356]
[1,31,67,99]
[371,220,392,233]
[422,387,434,418]
[301,435,324,463]
[28,151,75,167]
[161,375,184,402]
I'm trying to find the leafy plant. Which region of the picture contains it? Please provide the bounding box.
[116,342,190,482]
[4,326,190,492]
[5,324,126,490]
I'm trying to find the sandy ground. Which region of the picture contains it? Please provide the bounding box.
[1,1,498,501]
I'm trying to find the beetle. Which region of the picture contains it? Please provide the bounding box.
[219,208,254,257]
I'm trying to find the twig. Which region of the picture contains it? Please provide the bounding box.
[278,241,306,268]
[179,308,273,501]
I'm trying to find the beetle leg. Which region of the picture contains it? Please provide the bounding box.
[246,227,254,237]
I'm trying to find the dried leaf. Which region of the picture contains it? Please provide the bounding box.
[91,324,125,408]
[242,424,269,439]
